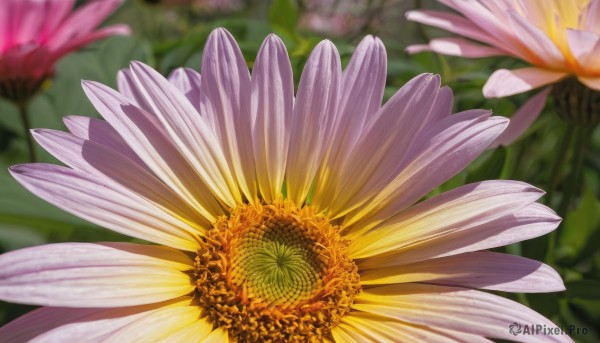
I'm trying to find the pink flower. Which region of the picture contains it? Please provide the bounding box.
[300,0,369,37]
[0,28,571,342]
[0,0,130,102]
[407,0,600,144]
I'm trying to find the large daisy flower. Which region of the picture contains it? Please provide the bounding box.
[0,28,570,342]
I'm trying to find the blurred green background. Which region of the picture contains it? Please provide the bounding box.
[0,0,598,341]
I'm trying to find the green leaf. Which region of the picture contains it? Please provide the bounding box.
[268,0,298,38]
[566,280,600,299]
[465,147,507,184]
[557,186,600,263]
[526,293,560,318]
[0,225,46,251]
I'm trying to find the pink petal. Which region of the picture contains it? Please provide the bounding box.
[46,0,125,51]
[167,68,202,110]
[436,0,528,57]
[10,164,201,251]
[0,298,194,342]
[507,10,564,68]
[328,74,444,218]
[566,29,600,70]
[251,34,293,202]
[483,67,567,98]
[579,76,600,91]
[405,44,434,54]
[343,111,508,230]
[3,0,43,47]
[286,40,342,205]
[117,68,154,115]
[313,35,386,211]
[489,87,551,147]
[0,243,194,307]
[348,180,546,259]
[38,0,76,41]
[354,284,572,342]
[129,61,243,207]
[405,10,502,48]
[81,80,226,220]
[357,202,560,268]
[52,25,130,60]
[584,0,600,32]
[360,251,565,293]
[31,129,209,230]
[427,37,506,58]
[198,28,257,201]
[0,0,75,48]
[429,86,454,122]
[63,115,147,168]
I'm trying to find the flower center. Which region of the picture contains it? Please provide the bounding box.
[194,201,360,342]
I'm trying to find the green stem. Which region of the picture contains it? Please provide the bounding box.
[17,101,36,162]
[546,125,590,263]
[557,126,590,218]
[545,124,576,207]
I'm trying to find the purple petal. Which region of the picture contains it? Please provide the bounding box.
[199,28,257,200]
[286,39,342,205]
[251,34,293,202]
[117,68,155,114]
[167,67,202,110]
[128,61,242,207]
[0,243,194,307]
[10,164,202,251]
[63,115,148,168]
[81,80,226,220]
[32,129,209,229]
[0,298,195,342]
[313,35,386,211]
[489,87,550,148]
[354,284,572,342]
[328,73,444,218]
[342,110,508,230]
[360,251,565,293]
[349,180,546,259]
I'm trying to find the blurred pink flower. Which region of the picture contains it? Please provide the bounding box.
[0,0,130,102]
[147,0,245,12]
[0,28,569,341]
[193,0,244,12]
[407,0,600,144]
[299,0,380,37]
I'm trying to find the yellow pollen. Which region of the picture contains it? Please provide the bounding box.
[194,201,361,342]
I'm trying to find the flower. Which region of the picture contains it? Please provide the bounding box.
[299,0,370,37]
[0,0,129,102]
[0,28,571,342]
[142,0,245,12]
[406,0,600,142]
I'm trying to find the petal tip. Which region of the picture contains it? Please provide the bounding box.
[405,10,419,20]
[8,164,28,176]
[209,27,233,40]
